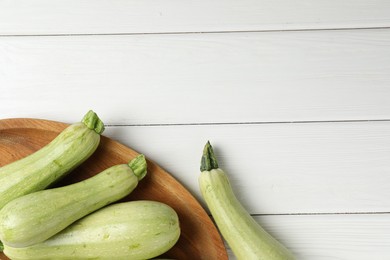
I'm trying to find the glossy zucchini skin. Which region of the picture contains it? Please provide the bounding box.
[0,155,147,248]
[3,201,180,260]
[0,110,104,210]
[199,142,295,260]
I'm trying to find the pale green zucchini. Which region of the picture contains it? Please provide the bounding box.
[0,154,147,248]
[199,142,295,260]
[0,110,104,210]
[3,200,180,260]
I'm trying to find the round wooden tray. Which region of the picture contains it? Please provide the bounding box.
[0,118,228,260]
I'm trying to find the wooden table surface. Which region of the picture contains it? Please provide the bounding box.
[1,1,390,259]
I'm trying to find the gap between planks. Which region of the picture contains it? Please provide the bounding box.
[105,118,390,127]
[0,26,390,37]
[250,211,390,217]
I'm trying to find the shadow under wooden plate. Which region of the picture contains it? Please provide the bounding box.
[0,118,227,260]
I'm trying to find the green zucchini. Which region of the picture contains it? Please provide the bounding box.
[0,110,105,210]
[3,200,180,260]
[0,154,147,248]
[199,141,295,260]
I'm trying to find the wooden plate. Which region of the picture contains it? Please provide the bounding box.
[0,118,228,260]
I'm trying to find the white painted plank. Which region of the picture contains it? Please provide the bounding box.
[226,214,390,260]
[102,121,390,215]
[1,29,390,124]
[0,0,389,35]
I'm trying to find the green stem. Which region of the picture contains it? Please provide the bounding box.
[0,240,3,252]
[81,110,105,134]
[200,141,219,171]
[128,154,147,181]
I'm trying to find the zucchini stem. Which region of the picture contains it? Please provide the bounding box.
[0,240,3,252]
[81,110,105,134]
[128,154,147,181]
[200,141,219,172]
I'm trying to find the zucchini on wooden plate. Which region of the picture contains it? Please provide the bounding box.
[2,201,180,260]
[0,110,105,210]
[0,115,227,259]
[0,154,147,248]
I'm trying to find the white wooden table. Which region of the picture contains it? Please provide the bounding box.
[1,1,390,259]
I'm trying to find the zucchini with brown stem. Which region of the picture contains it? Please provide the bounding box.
[199,141,295,260]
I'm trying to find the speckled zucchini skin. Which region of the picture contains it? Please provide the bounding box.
[0,155,147,248]
[3,201,180,260]
[0,110,104,210]
[199,142,295,260]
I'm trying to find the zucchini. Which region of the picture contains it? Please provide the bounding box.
[199,141,295,260]
[3,201,180,260]
[0,154,147,248]
[0,110,105,210]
